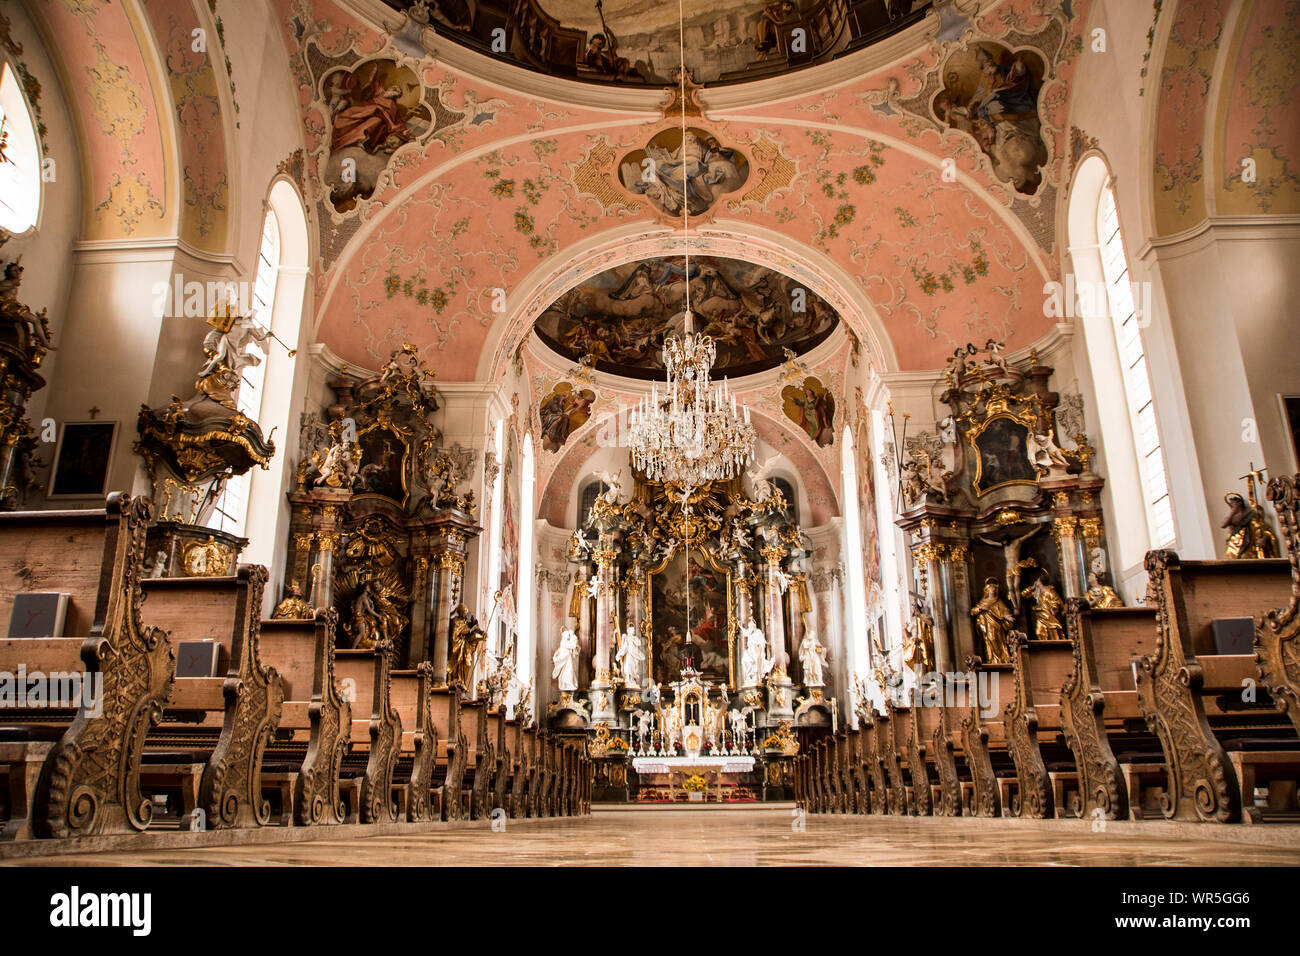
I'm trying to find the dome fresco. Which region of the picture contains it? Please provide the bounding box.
[380,0,932,86]
[533,256,839,380]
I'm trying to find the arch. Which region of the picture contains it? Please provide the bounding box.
[1067,152,1170,572]
[0,63,43,234]
[476,221,898,385]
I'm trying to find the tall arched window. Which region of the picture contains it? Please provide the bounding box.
[0,63,42,233]
[1096,183,1174,546]
[516,433,537,701]
[1068,157,1176,572]
[209,210,280,534]
[840,424,873,714]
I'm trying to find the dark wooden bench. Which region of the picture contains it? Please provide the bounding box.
[1258,474,1300,736]
[1137,551,1296,822]
[960,659,1016,817]
[503,716,529,817]
[390,663,436,822]
[1061,601,1161,820]
[259,610,351,825]
[0,494,174,839]
[889,704,930,815]
[139,566,282,829]
[333,644,401,823]
[1005,634,1076,818]
[429,683,467,821]
[911,681,959,816]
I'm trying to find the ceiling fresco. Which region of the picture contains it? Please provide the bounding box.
[378,0,933,86]
[532,255,839,380]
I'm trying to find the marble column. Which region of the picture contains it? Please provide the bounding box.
[1052,515,1084,599]
[759,542,789,668]
[589,544,618,721]
[944,544,975,667]
[913,542,951,675]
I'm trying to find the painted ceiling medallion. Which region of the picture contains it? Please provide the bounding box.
[618,127,749,218]
[534,256,838,380]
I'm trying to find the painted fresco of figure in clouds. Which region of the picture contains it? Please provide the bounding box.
[934,43,1048,195]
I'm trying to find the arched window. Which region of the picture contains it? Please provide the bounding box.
[0,63,42,233]
[840,424,873,715]
[1096,183,1174,546]
[209,210,280,534]
[772,477,798,524]
[516,433,537,701]
[577,477,609,528]
[1068,157,1176,571]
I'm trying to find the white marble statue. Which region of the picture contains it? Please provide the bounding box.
[798,630,827,687]
[552,627,580,692]
[740,619,773,686]
[729,709,749,751]
[635,708,655,754]
[615,623,644,688]
[661,705,681,752]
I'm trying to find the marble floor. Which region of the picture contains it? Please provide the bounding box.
[7,808,1300,866]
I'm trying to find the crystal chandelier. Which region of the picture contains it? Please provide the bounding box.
[626,0,755,492]
[627,312,755,488]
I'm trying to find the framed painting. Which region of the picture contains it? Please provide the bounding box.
[969,413,1037,495]
[647,545,733,688]
[353,423,409,505]
[48,421,117,498]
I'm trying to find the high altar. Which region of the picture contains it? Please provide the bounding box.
[555,470,829,802]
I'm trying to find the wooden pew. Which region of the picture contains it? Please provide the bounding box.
[792,752,808,809]
[389,663,436,822]
[1258,474,1300,735]
[833,733,857,814]
[524,725,543,817]
[0,494,174,839]
[859,711,888,814]
[911,682,959,816]
[503,717,529,817]
[429,683,467,821]
[1137,550,1296,822]
[258,609,351,825]
[458,698,492,819]
[1004,634,1076,818]
[486,706,508,813]
[333,643,401,824]
[140,566,283,829]
[890,704,931,815]
[960,659,1016,817]
[1060,601,1160,820]
[846,729,871,814]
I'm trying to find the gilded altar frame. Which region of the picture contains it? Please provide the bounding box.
[964,392,1045,497]
[644,542,736,690]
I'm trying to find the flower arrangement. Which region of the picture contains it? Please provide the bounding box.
[762,735,783,750]
[683,774,707,793]
[607,737,628,753]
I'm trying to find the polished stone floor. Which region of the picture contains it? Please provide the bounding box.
[8,807,1300,866]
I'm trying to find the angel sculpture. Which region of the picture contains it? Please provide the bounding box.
[195,314,274,410]
[746,452,781,503]
[731,519,752,550]
[594,469,623,504]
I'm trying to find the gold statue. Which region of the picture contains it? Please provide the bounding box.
[1020,575,1065,641]
[1222,468,1278,559]
[1084,571,1123,609]
[349,575,408,650]
[447,603,486,687]
[903,596,935,672]
[970,577,1014,664]
[271,580,313,619]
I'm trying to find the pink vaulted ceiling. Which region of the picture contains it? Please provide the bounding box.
[275,0,1093,379]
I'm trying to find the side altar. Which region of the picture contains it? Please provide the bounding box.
[553,469,830,803]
